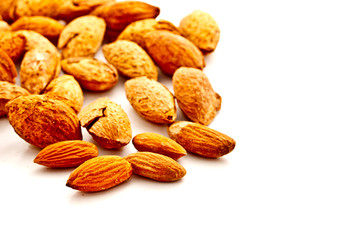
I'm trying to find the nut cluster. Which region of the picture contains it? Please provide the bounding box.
[0,0,236,193]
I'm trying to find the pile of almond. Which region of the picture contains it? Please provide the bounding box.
[0,0,236,193]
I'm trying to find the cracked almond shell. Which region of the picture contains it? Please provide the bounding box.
[6,95,82,148]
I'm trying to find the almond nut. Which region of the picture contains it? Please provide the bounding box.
[0,81,30,117]
[0,49,17,84]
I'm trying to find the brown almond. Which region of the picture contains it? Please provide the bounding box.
[6,95,82,148]
[58,15,105,59]
[124,152,186,182]
[132,132,186,160]
[0,81,30,117]
[79,97,132,149]
[66,155,133,192]
[61,57,118,92]
[0,31,26,62]
[172,67,221,125]
[168,121,236,158]
[179,10,220,54]
[9,0,63,20]
[43,75,83,113]
[124,77,176,123]
[34,140,98,168]
[103,40,158,80]
[0,49,17,84]
[145,30,205,75]
[17,30,58,53]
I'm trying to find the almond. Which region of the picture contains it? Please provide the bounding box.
[179,10,220,54]
[132,132,186,160]
[168,121,236,158]
[9,0,63,20]
[145,30,205,75]
[58,15,105,59]
[124,152,186,182]
[43,75,83,113]
[172,67,221,125]
[34,140,98,168]
[78,97,132,149]
[0,31,26,62]
[17,30,58,53]
[0,49,17,84]
[0,81,30,117]
[6,95,82,148]
[66,155,133,192]
[103,40,158,80]
[61,57,118,92]
[124,76,176,123]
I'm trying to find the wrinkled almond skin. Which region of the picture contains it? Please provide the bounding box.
[66,155,133,192]
[61,57,118,92]
[172,67,221,125]
[103,40,158,80]
[117,18,180,50]
[34,140,98,168]
[79,97,132,149]
[58,16,105,59]
[133,132,186,160]
[124,152,186,182]
[11,16,65,41]
[0,31,26,62]
[124,77,176,123]
[7,95,82,148]
[0,49,17,84]
[91,1,160,32]
[44,75,83,113]
[168,121,236,158]
[145,30,205,76]
[0,81,30,117]
[179,10,220,54]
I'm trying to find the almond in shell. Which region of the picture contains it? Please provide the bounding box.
[34,140,98,168]
[0,31,26,62]
[0,81,30,117]
[168,121,236,158]
[0,49,17,84]
[9,0,63,20]
[66,155,133,192]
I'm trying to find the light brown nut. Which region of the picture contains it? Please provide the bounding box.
[66,155,132,192]
[79,97,132,149]
[172,67,221,125]
[0,0,16,21]
[43,75,83,113]
[179,10,220,54]
[103,40,158,80]
[6,95,82,148]
[145,30,205,76]
[0,81,30,117]
[20,48,60,94]
[11,16,64,41]
[168,121,236,158]
[17,30,58,53]
[61,57,118,92]
[117,18,180,50]
[91,1,160,32]
[124,152,186,182]
[34,140,98,168]
[132,132,186,160]
[124,77,176,123]
[0,49,17,84]
[58,16,105,59]
[0,31,26,62]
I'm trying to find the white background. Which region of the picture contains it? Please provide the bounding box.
[1,0,344,239]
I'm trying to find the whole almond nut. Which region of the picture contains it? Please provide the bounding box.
[6,95,82,148]
[66,155,133,192]
[61,57,118,92]
[58,15,105,59]
[9,0,63,20]
[34,140,98,168]
[44,75,83,113]
[145,30,205,75]
[0,49,17,84]
[124,152,186,182]
[124,76,176,123]
[79,97,132,149]
[103,40,158,80]
[179,10,220,54]
[0,31,26,62]
[168,121,236,158]
[0,81,30,117]
[132,132,186,160]
[172,67,221,125]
